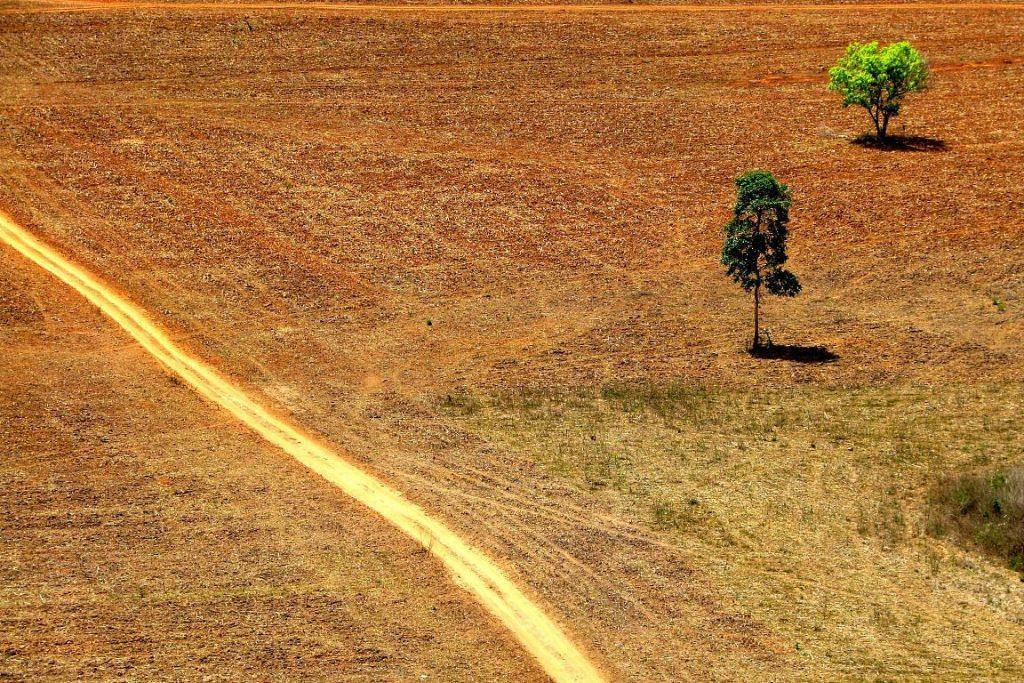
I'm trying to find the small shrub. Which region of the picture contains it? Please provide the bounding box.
[929,465,1024,574]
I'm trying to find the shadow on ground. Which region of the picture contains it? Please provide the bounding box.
[852,134,947,152]
[750,344,839,364]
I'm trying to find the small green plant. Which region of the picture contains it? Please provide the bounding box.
[828,41,929,140]
[721,170,801,350]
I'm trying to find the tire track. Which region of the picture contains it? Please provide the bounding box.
[0,209,607,683]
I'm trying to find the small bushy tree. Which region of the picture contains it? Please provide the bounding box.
[721,170,801,350]
[828,41,929,140]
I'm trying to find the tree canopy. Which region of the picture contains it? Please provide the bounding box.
[721,170,801,349]
[828,41,929,139]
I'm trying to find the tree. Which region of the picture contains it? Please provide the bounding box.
[721,170,801,350]
[828,41,929,140]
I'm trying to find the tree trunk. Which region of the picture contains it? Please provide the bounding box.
[879,112,890,139]
[753,280,761,350]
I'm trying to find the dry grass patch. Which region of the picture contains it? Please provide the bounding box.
[440,380,1024,678]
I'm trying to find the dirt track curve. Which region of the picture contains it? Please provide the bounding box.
[0,210,606,683]
[11,0,1024,13]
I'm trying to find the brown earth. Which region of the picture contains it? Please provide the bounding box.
[0,236,547,680]
[1,1,1023,681]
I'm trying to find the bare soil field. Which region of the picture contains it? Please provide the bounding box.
[1,1,1023,680]
[0,242,545,680]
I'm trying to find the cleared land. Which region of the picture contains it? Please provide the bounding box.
[2,1,1023,680]
[0,210,603,683]
[0,245,545,681]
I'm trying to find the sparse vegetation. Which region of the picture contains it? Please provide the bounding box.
[442,380,1024,673]
[828,41,929,140]
[600,380,711,418]
[930,465,1024,573]
[6,3,1024,680]
[721,170,801,350]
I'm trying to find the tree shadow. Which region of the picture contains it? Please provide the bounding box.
[851,134,947,152]
[749,344,839,364]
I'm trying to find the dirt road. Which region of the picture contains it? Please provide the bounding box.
[0,210,606,683]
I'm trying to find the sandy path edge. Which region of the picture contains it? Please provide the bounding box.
[0,209,607,683]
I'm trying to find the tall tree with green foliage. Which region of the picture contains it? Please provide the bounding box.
[828,41,929,140]
[721,170,801,350]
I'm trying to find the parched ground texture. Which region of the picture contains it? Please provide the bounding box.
[1,2,1023,681]
[0,241,547,681]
